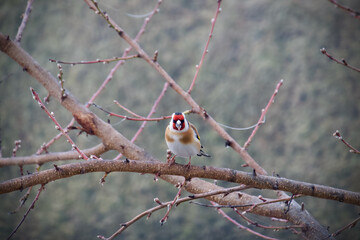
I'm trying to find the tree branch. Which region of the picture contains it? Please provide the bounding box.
[30,88,89,160]
[15,0,34,43]
[0,143,107,167]
[321,48,360,73]
[48,54,140,65]
[333,130,360,154]
[187,0,222,94]
[7,184,45,240]
[211,201,279,240]
[327,0,360,20]
[99,185,248,240]
[1,159,359,206]
[243,79,283,149]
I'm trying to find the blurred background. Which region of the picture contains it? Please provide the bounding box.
[0,0,359,239]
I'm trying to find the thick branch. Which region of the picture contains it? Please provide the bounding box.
[1,159,359,206]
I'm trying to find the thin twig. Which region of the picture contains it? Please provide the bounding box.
[187,0,222,94]
[210,201,279,240]
[235,208,304,231]
[113,82,169,160]
[7,184,45,240]
[30,88,89,160]
[36,131,68,155]
[56,64,67,101]
[327,0,360,20]
[160,180,185,225]
[92,103,171,122]
[15,0,34,43]
[243,79,283,149]
[49,54,140,65]
[321,48,360,73]
[13,140,23,176]
[331,215,360,237]
[9,186,33,214]
[113,100,143,118]
[97,185,247,240]
[333,130,360,154]
[191,194,302,212]
[12,140,22,157]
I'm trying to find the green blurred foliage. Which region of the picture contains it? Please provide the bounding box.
[1,0,360,239]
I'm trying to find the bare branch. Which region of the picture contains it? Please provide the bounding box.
[235,208,305,231]
[243,79,283,149]
[331,215,360,237]
[160,180,185,225]
[113,82,169,160]
[321,48,360,73]
[7,184,45,240]
[333,130,360,154]
[99,184,248,240]
[0,143,107,167]
[12,140,22,157]
[327,0,360,20]
[48,54,140,65]
[55,63,67,101]
[211,201,279,240]
[86,0,161,107]
[15,0,34,43]
[92,103,171,122]
[187,0,222,94]
[1,160,359,206]
[9,186,33,214]
[30,88,89,160]
[191,194,303,210]
[113,100,143,118]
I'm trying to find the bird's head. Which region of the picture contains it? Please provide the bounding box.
[171,112,186,131]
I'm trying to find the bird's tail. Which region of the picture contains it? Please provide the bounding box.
[197,149,211,157]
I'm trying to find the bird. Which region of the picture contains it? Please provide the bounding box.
[165,112,210,168]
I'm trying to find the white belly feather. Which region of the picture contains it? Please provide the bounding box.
[166,135,199,158]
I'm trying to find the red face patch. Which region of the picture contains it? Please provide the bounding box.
[172,113,185,131]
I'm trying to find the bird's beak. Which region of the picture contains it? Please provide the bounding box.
[176,120,182,130]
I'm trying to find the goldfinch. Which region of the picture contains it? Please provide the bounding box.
[165,112,210,168]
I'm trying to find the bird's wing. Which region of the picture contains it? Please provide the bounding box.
[189,122,200,141]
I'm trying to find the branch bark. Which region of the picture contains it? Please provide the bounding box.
[1,159,359,206]
[0,143,107,167]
